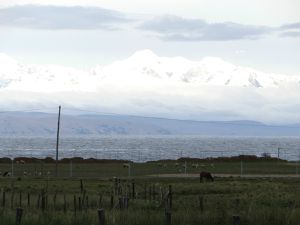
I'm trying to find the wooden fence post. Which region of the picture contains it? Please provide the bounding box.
[110,195,114,209]
[78,197,82,211]
[73,195,77,215]
[233,215,241,225]
[53,192,57,210]
[98,194,103,208]
[2,191,5,207]
[144,184,147,200]
[37,194,40,209]
[168,185,172,209]
[118,197,123,210]
[80,179,84,193]
[19,191,22,207]
[198,195,204,212]
[97,208,105,225]
[165,210,172,225]
[11,191,15,209]
[85,196,89,212]
[63,194,67,213]
[124,197,129,209]
[27,193,30,207]
[16,207,23,225]
[132,181,135,199]
[41,190,46,212]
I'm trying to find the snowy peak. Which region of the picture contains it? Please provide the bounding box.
[0,50,300,92]
[128,49,158,61]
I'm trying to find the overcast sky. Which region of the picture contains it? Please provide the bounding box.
[0,0,299,74]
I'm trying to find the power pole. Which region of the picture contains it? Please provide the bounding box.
[55,105,61,177]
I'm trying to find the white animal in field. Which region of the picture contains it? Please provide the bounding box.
[20,160,25,164]
[192,163,199,168]
[23,171,27,176]
[158,163,167,168]
[3,171,10,177]
[123,163,130,168]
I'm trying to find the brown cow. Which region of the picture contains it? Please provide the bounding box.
[200,171,214,182]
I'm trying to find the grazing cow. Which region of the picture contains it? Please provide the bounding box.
[20,160,25,164]
[200,171,214,182]
[23,171,27,176]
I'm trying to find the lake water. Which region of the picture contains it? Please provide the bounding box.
[0,136,300,162]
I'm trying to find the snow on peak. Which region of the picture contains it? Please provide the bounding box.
[0,53,19,72]
[0,50,300,92]
[200,56,236,71]
[129,49,158,60]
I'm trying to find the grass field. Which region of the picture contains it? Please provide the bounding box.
[0,156,299,178]
[0,158,300,225]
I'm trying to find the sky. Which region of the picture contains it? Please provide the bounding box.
[0,0,300,74]
[0,0,300,124]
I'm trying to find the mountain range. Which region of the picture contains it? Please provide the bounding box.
[1,50,300,124]
[1,49,300,91]
[0,112,300,136]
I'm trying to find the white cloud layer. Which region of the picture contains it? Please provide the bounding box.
[0,5,133,30]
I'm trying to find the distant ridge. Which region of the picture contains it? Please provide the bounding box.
[0,111,300,136]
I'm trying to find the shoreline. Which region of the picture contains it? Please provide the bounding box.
[0,154,283,164]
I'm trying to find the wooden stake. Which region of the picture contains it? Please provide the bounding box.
[16,207,23,225]
[97,208,105,225]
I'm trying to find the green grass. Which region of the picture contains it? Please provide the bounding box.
[0,159,299,178]
[0,160,300,225]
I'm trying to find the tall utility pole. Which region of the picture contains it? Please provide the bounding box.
[55,105,61,177]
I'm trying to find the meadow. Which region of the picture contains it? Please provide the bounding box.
[0,156,300,225]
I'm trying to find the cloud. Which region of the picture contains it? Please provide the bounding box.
[280,22,300,30]
[0,5,134,30]
[278,22,300,38]
[138,15,272,41]
[279,31,300,37]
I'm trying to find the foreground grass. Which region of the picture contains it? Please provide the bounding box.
[0,172,300,225]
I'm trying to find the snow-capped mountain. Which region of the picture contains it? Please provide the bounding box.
[1,50,300,124]
[1,50,300,92]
